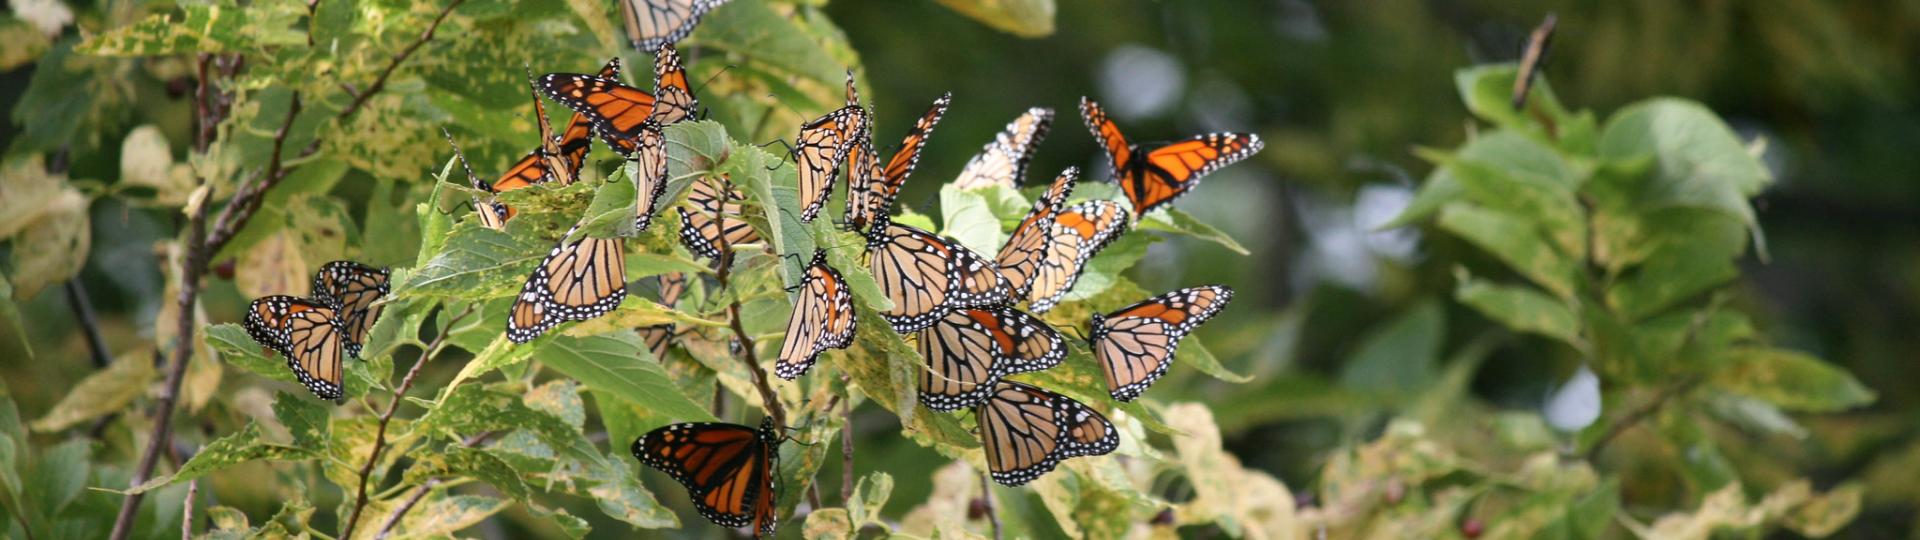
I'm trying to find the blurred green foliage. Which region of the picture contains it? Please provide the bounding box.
[2,0,1918,538]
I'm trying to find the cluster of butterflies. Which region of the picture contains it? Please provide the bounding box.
[242,261,391,400]
[237,0,1262,533]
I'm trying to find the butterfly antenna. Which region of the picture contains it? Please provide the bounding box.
[693,64,737,95]
[439,128,486,189]
[1513,13,1558,111]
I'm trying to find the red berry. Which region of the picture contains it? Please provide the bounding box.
[1461,517,1484,538]
[213,259,236,280]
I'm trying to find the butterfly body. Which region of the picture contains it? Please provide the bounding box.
[774,250,858,380]
[916,307,1065,411]
[309,260,390,358]
[1080,97,1264,216]
[866,216,1010,334]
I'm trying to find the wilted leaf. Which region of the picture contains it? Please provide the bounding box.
[234,228,309,299]
[125,423,313,494]
[391,494,508,538]
[30,349,155,432]
[1714,347,1874,412]
[7,188,89,300]
[936,0,1056,37]
[403,446,531,501]
[804,508,853,540]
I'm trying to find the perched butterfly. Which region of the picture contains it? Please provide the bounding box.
[244,296,346,400]
[677,175,761,259]
[994,168,1077,303]
[651,43,700,125]
[619,0,732,52]
[976,381,1119,486]
[506,224,629,343]
[1089,285,1234,401]
[540,70,658,157]
[915,307,1065,412]
[446,62,619,229]
[845,93,950,233]
[638,271,688,360]
[631,121,671,231]
[1028,201,1130,313]
[1079,97,1264,216]
[774,250,857,380]
[632,417,778,537]
[792,72,869,223]
[952,107,1053,190]
[309,261,389,358]
[865,214,1010,333]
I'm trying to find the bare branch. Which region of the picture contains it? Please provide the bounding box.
[979,472,1001,540]
[712,176,787,431]
[334,0,466,121]
[373,431,493,539]
[339,305,477,540]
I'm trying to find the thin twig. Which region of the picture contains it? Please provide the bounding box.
[333,0,465,122]
[108,142,214,540]
[203,92,302,255]
[1582,375,1703,461]
[840,387,854,507]
[181,480,196,540]
[979,472,1002,540]
[338,306,477,540]
[65,280,112,368]
[712,176,786,431]
[373,431,493,539]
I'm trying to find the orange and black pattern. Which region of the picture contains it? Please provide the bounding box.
[975,381,1119,486]
[677,175,761,259]
[244,296,346,400]
[865,214,1009,333]
[995,168,1078,303]
[650,43,700,125]
[506,224,628,343]
[952,107,1053,190]
[1080,97,1263,216]
[915,307,1065,411]
[619,0,731,53]
[632,417,779,537]
[309,260,389,358]
[1088,285,1234,401]
[540,69,659,157]
[773,250,857,380]
[845,93,950,233]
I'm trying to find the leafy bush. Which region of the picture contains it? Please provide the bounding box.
[0,0,1882,539]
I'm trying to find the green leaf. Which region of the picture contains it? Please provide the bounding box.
[271,391,331,449]
[389,494,509,538]
[392,221,554,301]
[935,0,1056,37]
[125,423,312,494]
[846,472,894,529]
[403,446,531,501]
[1340,300,1444,396]
[1454,64,1573,135]
[587,455,679,529]
[28,349,154,432]
[940,185,1003,255]
[536,333,716,423]
[1714,347,1875,412]
[78,5,251,56]
[1454,271,1579,345]
[1437,204,1579,298]
[0,17,51,71]
[688,1,851,112]
[1596,98,1770,256]
[1139,207,1251,256]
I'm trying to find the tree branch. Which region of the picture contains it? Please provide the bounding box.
[712,176,786,431]
[1583,375,1703,461]
[372,431,493,539]
[64,280,112,369]
[333,0,465,122]
[978,472,1001,540]
[840,388,854,507]
[202,92,301,255]
[339,305,477,540]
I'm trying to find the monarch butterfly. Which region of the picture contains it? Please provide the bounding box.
[915,307,1065,412]
[1089,285,1234,401]
[244,296,346,400]
[773,250,857,380]
[638,271,688,360]
[845,93,951,233]
[952,107,1053,190]
[677,175,761,259]
[631,121,670,231]
[309,260,390,359]
[506,224,629,343]
[793,72,869,223]
[632,417,778,537]
[866,214,1010,333]
[651,43,700,125]
[994,168,1078,303]
[976,381,1119,486]
[1027,200,1130,313]
[618,0,732,53]
[540,70,658,157]
[1079,97,1264,217]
